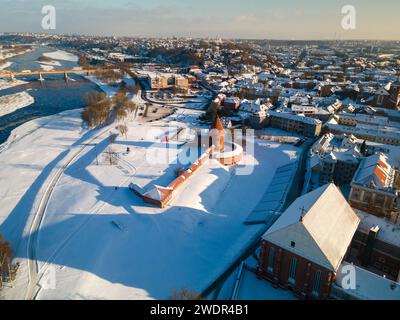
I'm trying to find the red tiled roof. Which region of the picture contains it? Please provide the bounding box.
[374,166,387,186]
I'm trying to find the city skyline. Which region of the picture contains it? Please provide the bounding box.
[0,0,399,40]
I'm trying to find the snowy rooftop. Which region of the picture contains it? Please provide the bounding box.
[263,184,360,271]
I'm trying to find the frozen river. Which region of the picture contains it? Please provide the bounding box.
[0,46,101,144]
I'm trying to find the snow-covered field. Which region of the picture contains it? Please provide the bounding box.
[0,91,34,117]
[0,99,300,300]
[43,50,79,62]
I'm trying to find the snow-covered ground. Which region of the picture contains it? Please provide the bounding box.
[0,91,34,117]
[0,92,301,300]
[236,269,298,300]
[0,48,32,60]
[37,59,62,71]
[43,50,79,62]
[0,61,13,70]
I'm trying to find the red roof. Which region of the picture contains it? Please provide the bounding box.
[210,116,224,132]
[374,166,387,186]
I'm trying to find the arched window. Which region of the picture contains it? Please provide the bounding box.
[312,270,322,297]
[288,257,298,284]
[267,247,275,273]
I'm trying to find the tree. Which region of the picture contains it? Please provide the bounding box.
[78,54,89,68]
[0,234,12,287]
[112,92,136,120]
[171,288,201,300]
[95,69,123,84]
[109,132,117,144]
[116,124,128,139]
[81,91,112,128]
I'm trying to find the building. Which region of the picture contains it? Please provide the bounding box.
[318,148,361,186]
[147,73,169,89]
[324,122,400,146]
[174,75,189,90]
[332,262,400,300]
[267,111,322,138]
[349,153,399,218]
[349,210,400,282]
[223,96,240,112]
[258,184,360,299]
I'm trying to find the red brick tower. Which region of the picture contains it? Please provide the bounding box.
[210,116,225,152]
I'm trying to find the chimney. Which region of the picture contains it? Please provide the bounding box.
[361,225,380,267]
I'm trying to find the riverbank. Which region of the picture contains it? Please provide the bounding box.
[0,61,13,70]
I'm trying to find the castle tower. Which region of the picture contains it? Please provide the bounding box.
[209,115,225,153]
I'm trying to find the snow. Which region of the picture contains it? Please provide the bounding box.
[0,61,13,70]
[43,50,79,62]
[37,59,62,71]
[0,91,34,117]
[0,79,28,91]
[0,102,301,300]
[39,64,54,71]
[335,262,400,300]
[236,269,298,300]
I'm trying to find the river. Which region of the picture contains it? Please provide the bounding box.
[0,46,101,144]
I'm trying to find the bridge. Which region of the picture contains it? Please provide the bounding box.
[0,68,109,80]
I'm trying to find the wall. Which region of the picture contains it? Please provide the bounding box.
[258,240,335,300]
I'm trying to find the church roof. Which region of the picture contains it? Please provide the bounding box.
[262,183,360,271]
[352,153,392,189]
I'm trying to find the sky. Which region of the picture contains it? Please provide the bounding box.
[0,0,399,40]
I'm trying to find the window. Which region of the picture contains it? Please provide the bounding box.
[312,270,322,297]
[267,247,275,273]
[288,257,298,284]
[291,241,296,248]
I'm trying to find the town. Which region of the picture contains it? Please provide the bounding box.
[0,29,399,301]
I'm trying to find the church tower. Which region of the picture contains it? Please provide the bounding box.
[209,116,225,153]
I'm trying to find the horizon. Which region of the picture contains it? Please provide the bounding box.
[2,31,400,43]
[0,0,399,41]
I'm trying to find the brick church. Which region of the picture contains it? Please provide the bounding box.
[258,184,360,299]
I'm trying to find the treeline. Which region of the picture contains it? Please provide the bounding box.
[81,90,137,128]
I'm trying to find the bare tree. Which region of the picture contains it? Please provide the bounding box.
[109,132,117,144]
[171,288,201,300]
[116,124,128,139]
[0,234,12,288]
[81,91,112,128]
[103,146,118,166]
